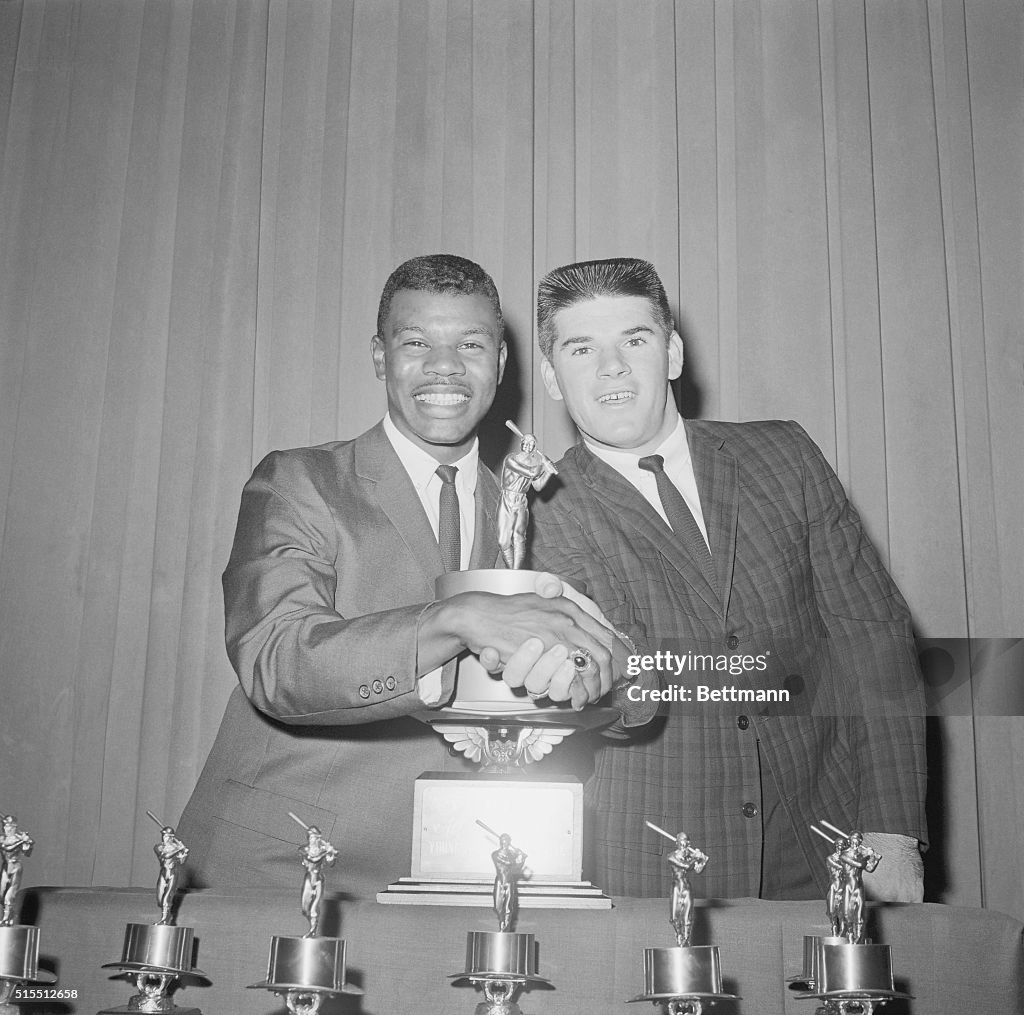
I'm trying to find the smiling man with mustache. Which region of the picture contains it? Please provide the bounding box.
[177,255,636,898]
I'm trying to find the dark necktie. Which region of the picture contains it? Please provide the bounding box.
[638,454,717,595]
[436,464,461,572]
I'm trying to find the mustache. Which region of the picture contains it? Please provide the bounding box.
[412,382,473,396]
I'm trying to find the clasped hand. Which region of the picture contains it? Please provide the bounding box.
[461,573,621,710]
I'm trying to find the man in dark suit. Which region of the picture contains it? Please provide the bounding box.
[177,254,630,900]
[529,257,927,901]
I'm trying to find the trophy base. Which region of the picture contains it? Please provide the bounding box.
[97,1007,201,1015]
[787,934,845,990]
[0,925,56,984]
[450,931,549,983]
[101,924,204,978]
[794,941,912,1003]
[248,935,361,995]
[628,946,739,1004]
[377,877,610,909]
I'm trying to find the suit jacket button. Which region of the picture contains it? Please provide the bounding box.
[737,715,750,730]
[742,801,758,818]
[372,678,384,694]
[358,684,370,699]
[385,676,397,691]
[726,634,740,650]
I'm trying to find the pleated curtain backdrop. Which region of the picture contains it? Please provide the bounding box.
[0,0,1020,919]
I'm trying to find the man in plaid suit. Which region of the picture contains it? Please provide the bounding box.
[529,258,926,900]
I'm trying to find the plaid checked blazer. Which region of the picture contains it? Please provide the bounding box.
[529,418,927,898]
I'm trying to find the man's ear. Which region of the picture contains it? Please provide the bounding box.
[667,330,684,381]
[540,357,563,401]
[497,339,508,384]
[371,334,386,380]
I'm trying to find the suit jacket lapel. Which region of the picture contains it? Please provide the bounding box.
[575,444,723,615]
[354,422,502,578]
[685,421,739,617]
[354,422,443,581]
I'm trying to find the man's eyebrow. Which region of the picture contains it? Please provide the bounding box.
[558,325,655,346]
[556,334,594,348]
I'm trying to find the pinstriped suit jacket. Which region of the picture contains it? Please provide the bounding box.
[178,422,501,900]
[529,418,927,899]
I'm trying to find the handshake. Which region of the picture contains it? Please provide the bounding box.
[419,571,633,712]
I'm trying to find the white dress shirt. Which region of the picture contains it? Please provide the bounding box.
[382,412,477,570]
[584,414,710,549]
[382,413,478,703]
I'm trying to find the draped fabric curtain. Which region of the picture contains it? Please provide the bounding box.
[0,0,1020,918]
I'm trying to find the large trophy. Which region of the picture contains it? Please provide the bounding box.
[100,812,206,1014]
[248,813,361,1015]
[449,822,550,1015]
[0,816,57,1013]
[378,423,613,909]
[627,823,738,1015]
[788,820,911,1015]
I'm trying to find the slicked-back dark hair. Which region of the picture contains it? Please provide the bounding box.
[536,257,673,357]
[376,254,503,337]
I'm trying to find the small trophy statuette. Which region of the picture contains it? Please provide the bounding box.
[788,820,911,1015]
[489,826,528,934]
[299,822,338,939]
[99,811,205,1015]
[666,831,708,949]
[154,823,189,927]
[496,422,558,571]
[450,821,549,1015]
[248,814,359,1015]
[0,816,57,1013]
[0,816,33,930]
[627,822,737,1015]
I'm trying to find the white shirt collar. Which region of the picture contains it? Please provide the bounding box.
[382,412,479,494]
[583,413,691,475]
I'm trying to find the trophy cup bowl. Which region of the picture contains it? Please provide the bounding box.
[432,570,618,718]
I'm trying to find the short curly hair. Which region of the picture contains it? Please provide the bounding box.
[376,254,503,337]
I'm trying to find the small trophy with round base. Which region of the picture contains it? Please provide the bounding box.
[788,820,912,1015]
[450,824,550,1015]
[100,811,205,1014]
[627,822,738,1015]
[248,814,361,1015]
[0,816,57,1014]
